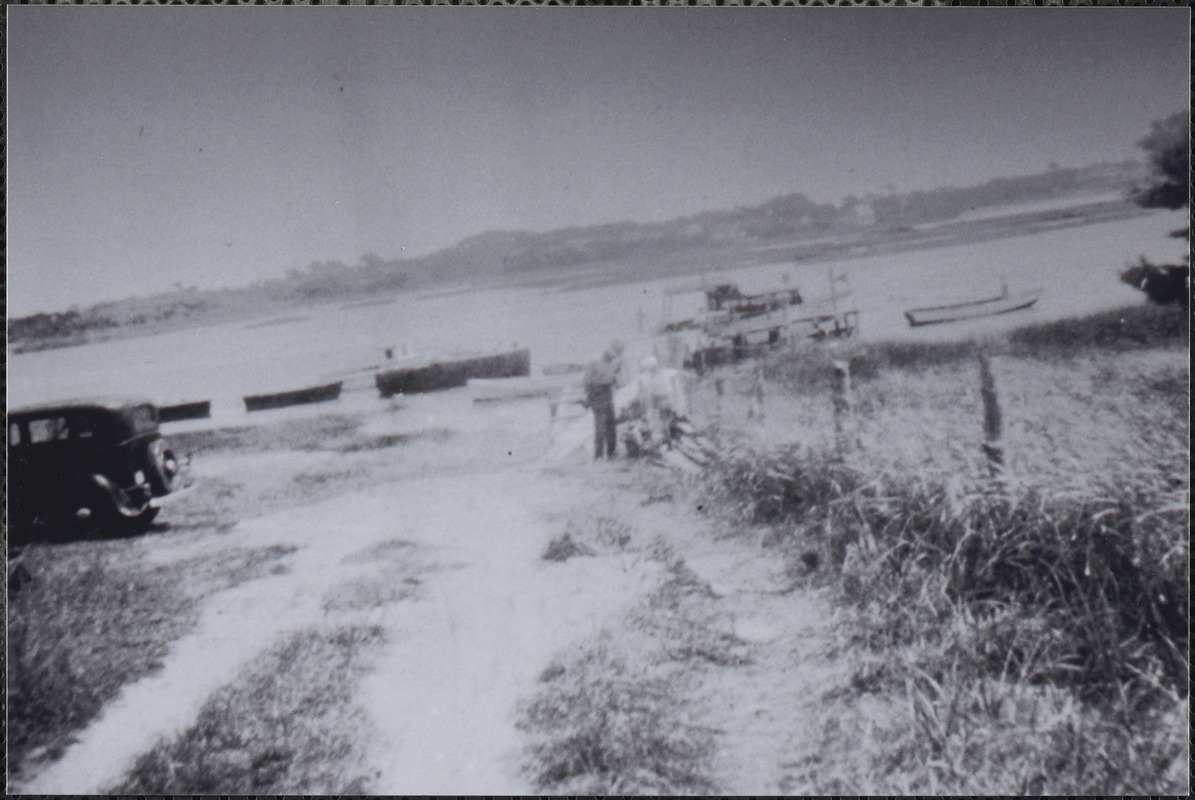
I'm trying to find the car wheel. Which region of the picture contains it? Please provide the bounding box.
[144,439,178,495]
[53,485,116,541]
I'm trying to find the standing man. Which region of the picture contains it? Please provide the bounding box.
[583,340,624,460]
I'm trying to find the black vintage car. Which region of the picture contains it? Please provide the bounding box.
[7,399,180,542]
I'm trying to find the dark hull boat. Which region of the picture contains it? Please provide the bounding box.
[158,400,212,422]
[243,381,343,412]
[375,348,531,398]
[904,288,1041,327]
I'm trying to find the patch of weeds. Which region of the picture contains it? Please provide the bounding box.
[111,624,385,795]
[538,662,567,682]
[6,543,295,775]
[327,540,421,613]
[291,467,364,492]
[542,515,633,562]
[217,545,299,586]
[647,536,678,563]
[518,637,718,795]
[703,441,857,525]
[542,532,595,562]
[635,559,748,667]
[591,516,633,549]
[648,557,717,609]
[337,428,455,453]
[322,573,420,614]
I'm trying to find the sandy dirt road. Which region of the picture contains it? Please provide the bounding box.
[14,382,848,796]
[16,402,664,795]
[358,469,663,794]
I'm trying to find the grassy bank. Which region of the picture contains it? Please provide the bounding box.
[5,412,444,785]
[759,303,1189,398]
[692,303,1188,793]
[517,556,728,795]
[6,542,297,776]
[110,624,385,795]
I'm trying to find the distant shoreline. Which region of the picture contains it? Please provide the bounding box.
[7,193,1155,357]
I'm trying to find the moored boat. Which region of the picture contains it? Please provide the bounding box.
[904,288,1042,327]
[375,347,532,397]
[158,400,212,422]
[244,381,343,412]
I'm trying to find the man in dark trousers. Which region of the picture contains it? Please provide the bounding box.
[583,340,624,459]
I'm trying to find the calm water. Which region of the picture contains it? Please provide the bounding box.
[8,209,1184,420]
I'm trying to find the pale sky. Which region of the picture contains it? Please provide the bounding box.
[6,7,1189,316]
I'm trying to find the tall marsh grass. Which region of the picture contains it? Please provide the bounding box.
[757,304,1187,399]
[1008,303,1189,356]
[704,446,1187,792]
[699,308,1188,793]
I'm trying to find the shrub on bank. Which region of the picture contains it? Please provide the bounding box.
[703,441,856,524]
[1008,302,1189,356]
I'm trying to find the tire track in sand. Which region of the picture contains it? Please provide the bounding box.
[17,464,658,795]
[358,467,662,794]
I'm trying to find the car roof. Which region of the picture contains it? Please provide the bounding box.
[7,396,157,418]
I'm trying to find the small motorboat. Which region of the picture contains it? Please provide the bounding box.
[904,287,1042,327]
[243,381,343,412]
[375,347,531,398]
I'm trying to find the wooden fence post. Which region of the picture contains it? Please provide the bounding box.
[978,353,1004,476]
[831,359,856,457]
